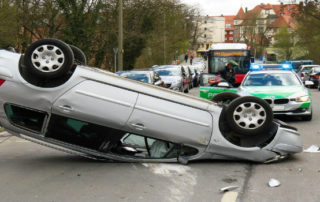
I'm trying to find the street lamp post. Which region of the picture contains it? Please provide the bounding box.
[118,0,123,71]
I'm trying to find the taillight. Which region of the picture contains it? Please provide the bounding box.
[0,79,5,86]
[313,75,319,79]
[300,72,304,77]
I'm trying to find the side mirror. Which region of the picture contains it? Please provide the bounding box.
[154,80,163,86]
[217,82,230,88]
[305,80,314,86]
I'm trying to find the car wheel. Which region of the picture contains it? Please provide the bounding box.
[24,38,74,79]
[184,85,189,93]
[69,44,87,65]
[225,96,273,136]
[212,92,240,104]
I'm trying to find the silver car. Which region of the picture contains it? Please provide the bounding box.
[0,38,302,163]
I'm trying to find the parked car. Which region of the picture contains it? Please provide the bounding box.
[153,65,189,93]
[297,65,320,83]
[0,38,302,163]
[304,66,320,88]
[116,70,164,87]
[182,65,193,89]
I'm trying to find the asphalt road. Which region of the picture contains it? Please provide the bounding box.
[1,88,320,202]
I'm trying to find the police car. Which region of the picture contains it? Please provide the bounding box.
[238,64,313,120]
[202,63,313,121]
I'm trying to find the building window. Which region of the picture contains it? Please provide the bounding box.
[229,37,233,40]
[204,20,207,24]
[230,31,233,34]
[204,27,207,31]
[226,24,231,28]
[265,10,270,15]
[225,37,227,41]
[204,34,206,38]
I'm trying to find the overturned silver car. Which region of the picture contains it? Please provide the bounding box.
[0,39,302,163]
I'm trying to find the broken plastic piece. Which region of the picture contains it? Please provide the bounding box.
[219,185,239,193]
[304,145,320,153]
[268,178,280,187]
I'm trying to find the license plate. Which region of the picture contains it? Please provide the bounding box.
[273,105,285,111]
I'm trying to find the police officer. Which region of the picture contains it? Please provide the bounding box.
[220,60,238,86]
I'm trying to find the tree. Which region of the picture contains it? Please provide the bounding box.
[0,0,19,49]
[295,1,320,63]
[273,26,294,60]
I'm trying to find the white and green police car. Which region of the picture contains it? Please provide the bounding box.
[201,64,313,120]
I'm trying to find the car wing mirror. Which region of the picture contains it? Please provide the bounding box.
[154,80,163,86]
[217,82,230,88]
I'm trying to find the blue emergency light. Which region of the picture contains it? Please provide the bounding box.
[250,63,293,71]
[250,64,263,71]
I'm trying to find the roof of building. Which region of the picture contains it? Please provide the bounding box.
[235,7,245,20]
[239,3,298,28]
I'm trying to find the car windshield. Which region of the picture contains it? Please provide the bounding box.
[302,67,314,72]
[314,67,320,73]
[118,72,150,83]
[243,72,301,86]
[156,68,181,76]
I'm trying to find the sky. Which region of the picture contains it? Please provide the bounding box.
[180,0,295,16]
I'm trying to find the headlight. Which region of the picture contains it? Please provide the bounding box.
[295,95,310,102]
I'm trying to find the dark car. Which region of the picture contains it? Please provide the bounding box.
[189,65,200,87]
[304,66,320,88]
[116,70,164,87]
[182,65,193,89]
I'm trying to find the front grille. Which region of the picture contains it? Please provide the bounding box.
[264,99,272,104]
[264,99,289,104]
[274,99,289,104]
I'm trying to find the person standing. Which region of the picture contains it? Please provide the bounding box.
[184,54,188,63]
[190,55,194,65]
[219,60,238,86]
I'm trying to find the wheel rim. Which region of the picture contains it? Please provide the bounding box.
[31,44,65,73]
[233,102,266,130]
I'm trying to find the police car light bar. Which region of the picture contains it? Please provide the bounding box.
[250,64,263,71]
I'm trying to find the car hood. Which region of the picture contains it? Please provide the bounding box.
[159,76,181,83]
[239,85,306,99]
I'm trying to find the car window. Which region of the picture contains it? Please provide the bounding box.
[302,67,313,72]
[314,67,320,73]
[118,72,150,83]
[200,74,226,87]
[243,72,301,86]
[4,104,47,133]
[156,68,181,76]
[46,114,198,159]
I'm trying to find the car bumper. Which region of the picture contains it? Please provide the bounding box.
[273,106,312,116]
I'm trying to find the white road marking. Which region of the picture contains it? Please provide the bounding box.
[221,191,238,202]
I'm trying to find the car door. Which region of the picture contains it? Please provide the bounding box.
[52,80,138,129]
[126,93,213,147]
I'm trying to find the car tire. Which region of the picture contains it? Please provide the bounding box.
[24,38,74,79]
[69,44,87,65]
[212,92,240,104]
[184,85,189,93]
[225,96,273,136]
